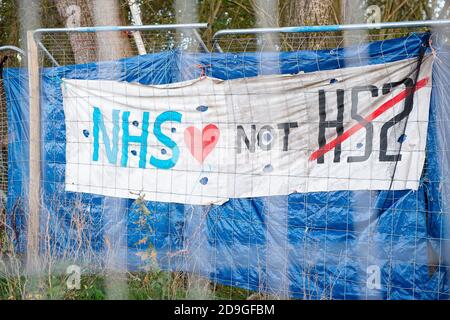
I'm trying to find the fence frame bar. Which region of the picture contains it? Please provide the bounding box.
[212,19,450,52]
[33,22,208,34]
[35,40,60,67]
[0,45,26,56]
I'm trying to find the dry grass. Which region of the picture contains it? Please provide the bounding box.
[0,195,260,300]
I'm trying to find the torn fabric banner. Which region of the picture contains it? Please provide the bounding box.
[62,55,433,205]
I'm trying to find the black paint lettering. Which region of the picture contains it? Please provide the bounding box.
[318,89,345,163]
[382,79,406,95]
[347,85,377,163]
[237,125,256,153]
[379,78,414,162]
[277,122,298,151]
[257,125,276,151]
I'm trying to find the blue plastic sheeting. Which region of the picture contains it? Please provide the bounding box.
[3,33,449,299]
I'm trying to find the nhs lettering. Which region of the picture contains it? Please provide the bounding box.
[92,106,182,170]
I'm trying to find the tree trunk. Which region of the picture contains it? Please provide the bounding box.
[284,0,335,26]
[282,0,336,50]
[91,0,133,61]
[53,0,132,64]
[53,0,97,64]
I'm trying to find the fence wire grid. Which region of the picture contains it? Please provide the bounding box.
[1,21,450,300]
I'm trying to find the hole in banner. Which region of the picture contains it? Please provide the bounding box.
[263,164,273,173]
[262,131,273,144]
[200,177,209,185]
[196,105,208,112]
[82,129,90,138]
[398,134,407,143]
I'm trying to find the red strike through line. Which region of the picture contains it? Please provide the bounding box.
[309,77,429,162]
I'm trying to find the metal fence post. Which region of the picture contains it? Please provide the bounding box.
[26,30,41,274]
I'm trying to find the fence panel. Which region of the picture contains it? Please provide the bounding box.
[2,21,450,299]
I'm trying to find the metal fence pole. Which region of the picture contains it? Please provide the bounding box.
[0,46,26,57]
[26,30,41,274]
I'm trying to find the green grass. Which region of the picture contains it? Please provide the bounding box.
[0,271,255,300]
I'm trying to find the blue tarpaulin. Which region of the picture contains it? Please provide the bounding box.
[3,33,450,299]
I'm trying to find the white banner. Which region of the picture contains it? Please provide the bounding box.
[62,55,433,205]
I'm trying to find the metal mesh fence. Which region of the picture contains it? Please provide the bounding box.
[1,2,450,300]
[0,56,8,197]
[21,25,449,300]
[212,28,450,53]
[38,28,208,67]
[0,47,24,241]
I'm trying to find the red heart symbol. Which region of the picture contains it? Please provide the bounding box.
[184,124,220,163]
